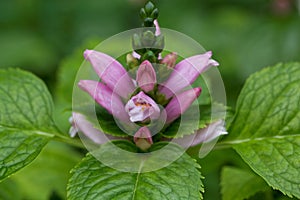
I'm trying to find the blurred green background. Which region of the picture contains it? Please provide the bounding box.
[0,0,299,199]
[0,0,299,105]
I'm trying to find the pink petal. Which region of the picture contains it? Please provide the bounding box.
[78,80,129,121]
[172,120,227,148]
[136,60,157,92]
[159,51,219,99]
[84,50,135,98]
[132,51,141,59]
[165,88,201,124]
[72,112,122,144]
[154,19,161,36]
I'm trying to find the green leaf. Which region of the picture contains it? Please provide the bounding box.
[221,166,269,200]
[67,142,203,200]
[95,106,128,137]
[227,62,300,198]
[11,141,82,200]
[0,69,56,180]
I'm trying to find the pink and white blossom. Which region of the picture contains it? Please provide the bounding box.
[125,91,160,122]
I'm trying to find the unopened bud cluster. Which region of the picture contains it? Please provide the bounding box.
[131,1,164,64]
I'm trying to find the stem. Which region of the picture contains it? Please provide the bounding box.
[212,142,234,150]
[52,134,85,149]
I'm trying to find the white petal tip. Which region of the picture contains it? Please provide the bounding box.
[83,49,93,60]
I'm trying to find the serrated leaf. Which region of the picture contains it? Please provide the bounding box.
[0,69,56,180]
[221,166,269,200]
[227,62,300,198]
[67,141,203,200]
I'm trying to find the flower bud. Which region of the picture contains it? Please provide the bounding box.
[161,52,177,69]
[132,33,142,50]
[152,35,164,51]
[142,30,155,47]
[144,1,155,15]
[141,50,157,63]
[136,60,156,92]
[134,126,153,151]
[126,53,139,69]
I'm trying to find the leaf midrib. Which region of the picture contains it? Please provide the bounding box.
[131,160,144,200]
[220,134,300,146]
[0,124,55,138]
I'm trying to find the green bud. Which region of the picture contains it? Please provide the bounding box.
[140,8,147,19]
[143,17,154,27]
[153,35,164,49]
[141,50,157,63]
[132,33,142,49]
[144,1,155,15]
[150,8,159,19]
[142,30,155,46]
[126,53,139,69]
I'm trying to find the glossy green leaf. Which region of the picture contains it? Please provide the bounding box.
[11,142,82,200]
[0,69,57,180]
[227,62,300,198]
[67,142,203,200]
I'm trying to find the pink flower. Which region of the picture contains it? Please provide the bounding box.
[84,50,135,99]
[159,51,219,99]
[78,80,129,122]
[165,88,202,124]
[125,91,160,122]
[72,112,128,144]
[75,49,224,149]
[136,60,157,92]
[172,120,227,148]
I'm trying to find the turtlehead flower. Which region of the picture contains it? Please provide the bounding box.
[74,48,223,150]
[125,91,160,122]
